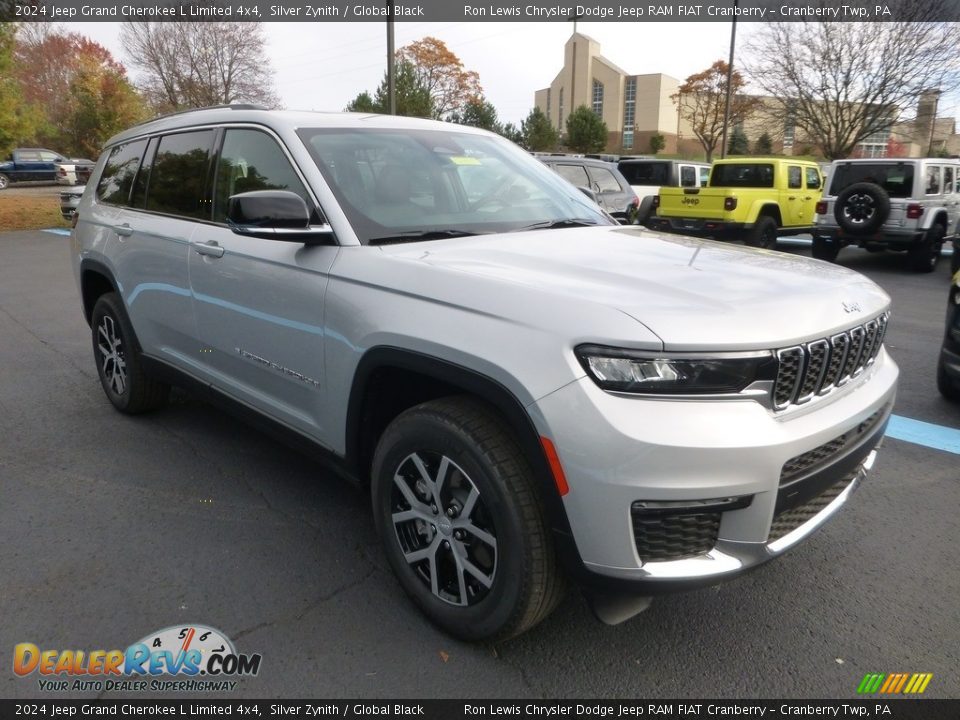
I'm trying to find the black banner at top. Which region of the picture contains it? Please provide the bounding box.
[5,0,960,22]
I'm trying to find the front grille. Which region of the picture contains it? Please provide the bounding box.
[779,406,887,486]
[631,511,720,563]
[768,473,856,543]
[772,313,888,410]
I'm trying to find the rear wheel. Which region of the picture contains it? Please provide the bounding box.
[745,216,778,249]
[0,173,9,190]
[811,236,841,263]
[371,396,563,641]
[907,224,944,273]
[91,292,169,414]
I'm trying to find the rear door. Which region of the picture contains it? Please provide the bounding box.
[38,150,64,182]
[187,126,338,436]
[801,166,822,226]
[586,164,629,216]
[785,164,804,226]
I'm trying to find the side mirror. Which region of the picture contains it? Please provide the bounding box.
[577,186,599,204]
[227,190,333,244]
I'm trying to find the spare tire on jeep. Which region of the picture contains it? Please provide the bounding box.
[834,182,891,236]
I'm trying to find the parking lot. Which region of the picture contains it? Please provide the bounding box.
[0,228,957,699]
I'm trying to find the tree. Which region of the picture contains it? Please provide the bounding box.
[565,105,607,153]
[754,132,773,155]
[0,24,37,155]
[648,133,665,155]
[66,53,146,158]
[727,126,749,155]
[397,37,481,120]
[450,98,499,131]
[673,60,759,162]
[498,122,523,145]
[744,11,960,160]
[345,60,433,118]
[521,107,559,151]
[120,21,279,112]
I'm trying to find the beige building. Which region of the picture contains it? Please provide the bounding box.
[535,33,960,159]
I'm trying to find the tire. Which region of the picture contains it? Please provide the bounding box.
[951,241,959,276]
[371,396,563,641]
[811,235,841,263]
[745,215,778,249]
[90,292,169,414]
[937,354,960,402]
[834,182,890,235]
[0,173,9,190]
[907,224,944,274]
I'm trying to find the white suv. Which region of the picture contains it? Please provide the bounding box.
[814,157,960,272]
[72,107,898,640]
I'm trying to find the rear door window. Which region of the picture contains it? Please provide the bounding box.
[145,130,215,219]
[679,166,697,187]
[944,167,955,196]
[787,166,802,189]
[805,167,821,190]
[554,163,590,188]
[589,166,623,193]
[96,139,148,206]
[926,166,942,195]
[699,167,710,186]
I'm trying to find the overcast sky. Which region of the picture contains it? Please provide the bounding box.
[58,21,759,125]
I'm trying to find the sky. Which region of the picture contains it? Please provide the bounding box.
[60,21,756,125]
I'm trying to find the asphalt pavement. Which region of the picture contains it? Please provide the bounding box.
[0,229,957,700]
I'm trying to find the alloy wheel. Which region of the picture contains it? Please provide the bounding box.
[97,314,127,396]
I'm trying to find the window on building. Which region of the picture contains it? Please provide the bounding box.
[622,77,636,149]
[592,79,604,117]
[546,89,551,117]
[558,88,564,128]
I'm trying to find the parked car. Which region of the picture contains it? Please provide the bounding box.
[60,186,85,220]
[72,107,898,640]
[937,270,960,402]
[537,154,639,223]
[0,148,68,188]
[57,159,96,186]
[617,158,710,226]
[813,158,960,273]
[650,158,823,248]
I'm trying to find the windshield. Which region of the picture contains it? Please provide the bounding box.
[617,161,669,186]
[829,163,915,199]
[296,128,611,243]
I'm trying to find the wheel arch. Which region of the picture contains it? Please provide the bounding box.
[752,202,782,226]
[345,347,575,540]
[79,259,119,326]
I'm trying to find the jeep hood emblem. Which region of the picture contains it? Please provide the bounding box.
[842,300,862,314]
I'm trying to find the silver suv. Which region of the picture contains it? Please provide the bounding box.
[814,157,960,272]
[72,107,899,640]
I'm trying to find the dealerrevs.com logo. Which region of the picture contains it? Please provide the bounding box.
[13,624,262,693]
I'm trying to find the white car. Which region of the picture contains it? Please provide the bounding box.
[56,159,95,186]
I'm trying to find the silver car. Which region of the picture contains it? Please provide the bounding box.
[71,107,899,640]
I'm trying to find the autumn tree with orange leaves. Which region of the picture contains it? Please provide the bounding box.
[673,60,759,162]
[397,37,482,120]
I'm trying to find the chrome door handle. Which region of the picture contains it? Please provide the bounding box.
[192,240,225,258]
[113,224,133,237]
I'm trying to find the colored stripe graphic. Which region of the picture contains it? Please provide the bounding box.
[887,415,960,455]
[858,672,933,694]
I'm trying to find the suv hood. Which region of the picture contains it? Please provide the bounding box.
[380,226,890,351]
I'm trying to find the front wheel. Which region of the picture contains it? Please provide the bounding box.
[811,236,841,263]
[371,396,563,641]
[0,173,9,190]
[91,292,169,414]
[745,216,778,249]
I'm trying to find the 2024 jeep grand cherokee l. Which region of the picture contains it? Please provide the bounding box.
[72,107,899,640]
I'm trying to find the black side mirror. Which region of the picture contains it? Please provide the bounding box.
[577,186,599,204]
[227,190,333,244]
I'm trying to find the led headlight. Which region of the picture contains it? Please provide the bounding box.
[575,344,777,395]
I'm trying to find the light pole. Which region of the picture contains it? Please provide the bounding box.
[386,3,396,115]
[720,0,738,159]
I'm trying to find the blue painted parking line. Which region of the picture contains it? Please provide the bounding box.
[42,228,71,236]
[887,415,960,455]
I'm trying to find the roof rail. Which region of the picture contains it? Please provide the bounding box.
[128,103,269,129]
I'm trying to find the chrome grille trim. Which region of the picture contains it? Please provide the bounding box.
[772,312,889,411]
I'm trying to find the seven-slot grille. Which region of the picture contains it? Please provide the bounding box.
[773,313,888,410]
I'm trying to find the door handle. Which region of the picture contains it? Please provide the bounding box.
[113,224,133,237]
[788,196,797,201]
[191,240,225,258]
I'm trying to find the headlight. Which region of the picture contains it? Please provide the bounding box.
[575,345,777,395]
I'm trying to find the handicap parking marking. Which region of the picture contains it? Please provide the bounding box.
[42,228,72,236]
[887,414,960,455]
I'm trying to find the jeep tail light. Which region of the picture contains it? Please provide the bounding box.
[815,201,827,215]
[652,195,660,208]
[724,197,737,211]
[906,203,924,219]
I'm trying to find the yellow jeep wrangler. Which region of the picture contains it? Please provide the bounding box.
[650,158,824,249]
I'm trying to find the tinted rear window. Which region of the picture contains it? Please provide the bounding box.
[145,130,214,219]
[97,140,147,206]
[828,163,915,198]
[711,163,774,188]
[617,161,669,185]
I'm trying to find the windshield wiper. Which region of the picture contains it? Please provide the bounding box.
[517,218,601,231]
[368,230,484,246]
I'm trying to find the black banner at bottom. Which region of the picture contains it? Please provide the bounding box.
[1,700,959,720]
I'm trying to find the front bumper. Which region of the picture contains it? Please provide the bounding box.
[531,349,898,590]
